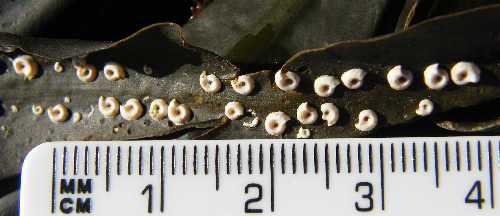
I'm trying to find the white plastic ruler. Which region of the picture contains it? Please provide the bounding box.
[20,137,499,215]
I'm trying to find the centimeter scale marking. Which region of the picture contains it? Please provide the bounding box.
[21,137,500,216]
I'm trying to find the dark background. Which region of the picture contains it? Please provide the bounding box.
[0,0,196,41]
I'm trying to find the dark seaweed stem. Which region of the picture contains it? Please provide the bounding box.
[0,45,487,139]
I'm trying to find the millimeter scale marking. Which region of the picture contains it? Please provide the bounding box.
[20,137,500,216]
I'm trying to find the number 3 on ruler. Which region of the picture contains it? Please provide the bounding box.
[355,182,374,212]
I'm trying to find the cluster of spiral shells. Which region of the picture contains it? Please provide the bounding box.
[5,100,81,124]
[10,55,130,84]
[264,60,481,137]
[193,62,480,138]
[98,96,192,125]
[4,55,197,126]
[4,52,482,138]
[8,97,193,126]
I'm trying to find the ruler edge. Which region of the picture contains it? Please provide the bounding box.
[19,136,500,215]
